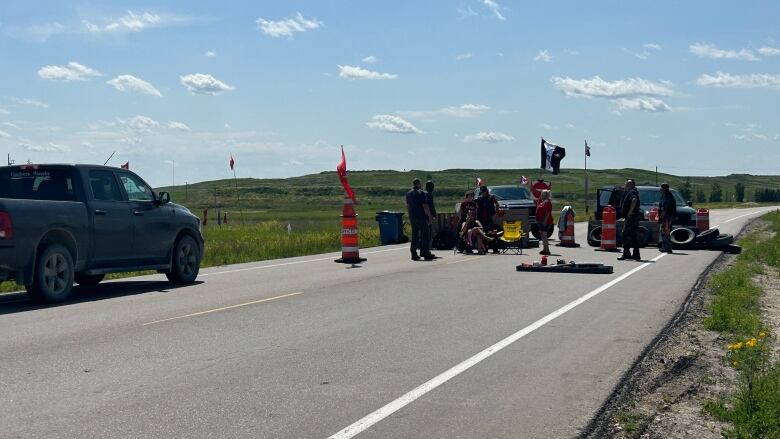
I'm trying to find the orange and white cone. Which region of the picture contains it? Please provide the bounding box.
[557,210,580,247]
[335,196,366,264]
[596,205,619,252]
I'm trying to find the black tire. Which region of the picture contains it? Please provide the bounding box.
[588,226,602,247]
[723,244,742,254]
[670,227,696,247]
[74,273,105,286]
[166,235,201,284]
[26,244,74,303]
[708,233,735,249]
[695,228,720,243]
[530,223,554,240]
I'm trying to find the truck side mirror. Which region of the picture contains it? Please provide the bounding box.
[158,191,171,205]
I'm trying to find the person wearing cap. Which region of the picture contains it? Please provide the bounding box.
[658,183,676,253]
[618,179,642,261]
[406,178,435,261]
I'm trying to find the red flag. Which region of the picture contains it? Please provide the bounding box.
[336,146,357,203]
[229,153,235,171]
[120,161,129,170]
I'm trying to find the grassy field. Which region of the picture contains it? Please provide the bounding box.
[704,212,780,437]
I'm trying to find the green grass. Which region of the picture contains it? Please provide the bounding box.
[703,212,780,438]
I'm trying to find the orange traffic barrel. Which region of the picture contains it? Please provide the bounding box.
[598,205,619,252]
[335,196,366,265]
[557,209,580,247]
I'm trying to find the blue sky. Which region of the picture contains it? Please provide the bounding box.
[1,0,779,186]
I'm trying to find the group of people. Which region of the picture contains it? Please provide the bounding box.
[406,176,679,262]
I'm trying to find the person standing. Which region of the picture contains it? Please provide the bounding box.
[658,183,676,253]
[618,179,642,261]
[476,185,500,231]
[536,190,554,255]
[406,178,434,261]
[425,180,437,251]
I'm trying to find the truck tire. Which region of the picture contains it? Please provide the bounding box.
[166,235,201,284]
[530,223,554,240]
[588,226,602,247]
[74,273,105,286]
[722,244,742,254]
[670,227,696,247]
[637,226,650,248]
[695,228,719,243]
[708,234,734,249]
[26,244,75,303]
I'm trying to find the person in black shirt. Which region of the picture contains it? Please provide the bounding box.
[618,179,642,261]
[658,183,677,253]
[425,180,437,251]
[406,178,434,261]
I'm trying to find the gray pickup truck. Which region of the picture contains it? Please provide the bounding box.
[0,164,204,303]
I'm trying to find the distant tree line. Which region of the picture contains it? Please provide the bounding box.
[755,188,780,202]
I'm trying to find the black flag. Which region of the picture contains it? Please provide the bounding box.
[540,138,566,174]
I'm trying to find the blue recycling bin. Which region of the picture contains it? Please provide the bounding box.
[375,211,404,245]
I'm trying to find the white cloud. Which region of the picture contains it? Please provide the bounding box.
[256,12,322,38]
[623,48,650,60]
[534,50,552,62]
[539,123,554,130]
[37,61,101,82]
[758,46,780,56]
[366,115,421,134]
[775,134,780,141]
[107,75,162,97]
[463,131,514,143]
[224,123,232,129]
[167,121,190,131]
[283,159,304,166]
[400,103,490,119]
[551,76,674,98]
[337,65,397,80]
[10,98,48,108]
[643,43,662,51]
[696,72,780,90]
[118,115,159,133]
[457,6,478,19]
[565,123,575,129]
[483,0,506,20]
[0,129,10,138]
[362,55,377,64]
[689,42,759,61]
[83,11,161,33]
[18,140,69,152]
[180,73,235,95]
[204,50,216,58]
[614,97,671,112]
[3,122,20,130]
[455,52,473,60]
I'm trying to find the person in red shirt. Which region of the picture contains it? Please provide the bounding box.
[535,189,554,255]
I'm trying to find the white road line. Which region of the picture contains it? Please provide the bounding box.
[328,253,667,439]
[199,247,407,277]
[143,292,303,326]
[722,208,774,224]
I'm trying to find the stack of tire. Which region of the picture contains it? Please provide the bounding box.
[670,227,741,254]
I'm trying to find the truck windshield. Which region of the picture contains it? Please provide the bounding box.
[0,168,76,201]
[638,188,686,206]
[489,186,531,200]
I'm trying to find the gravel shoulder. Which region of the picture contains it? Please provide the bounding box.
[581,218,779,438]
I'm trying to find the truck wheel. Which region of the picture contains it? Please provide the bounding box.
[26,244,75,303]
[74,273,105,286]
[588,226,602,247]
[166,235,200,284]
[637,226,650,248]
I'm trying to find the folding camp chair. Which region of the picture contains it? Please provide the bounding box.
[500,220,524,254]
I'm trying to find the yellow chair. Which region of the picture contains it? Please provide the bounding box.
[500,220,524,254]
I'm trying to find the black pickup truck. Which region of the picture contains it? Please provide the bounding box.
[0,164,204,303]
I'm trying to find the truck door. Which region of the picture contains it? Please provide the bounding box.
[117,172,174,264]
[87,170,135,267]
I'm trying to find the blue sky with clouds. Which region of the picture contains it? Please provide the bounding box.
[1,0,779,186]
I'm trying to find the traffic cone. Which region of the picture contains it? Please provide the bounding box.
[335,196,366,265]
[557,209,580,247]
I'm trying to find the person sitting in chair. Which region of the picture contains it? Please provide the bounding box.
[460,209,494,254]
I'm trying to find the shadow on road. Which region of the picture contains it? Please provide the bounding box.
[0,280,203,316]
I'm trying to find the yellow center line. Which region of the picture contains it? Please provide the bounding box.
[142,292,303,326]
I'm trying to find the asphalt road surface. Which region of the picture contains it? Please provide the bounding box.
[1,207,775,439]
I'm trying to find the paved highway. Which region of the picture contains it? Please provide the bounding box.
[0,207,774,438]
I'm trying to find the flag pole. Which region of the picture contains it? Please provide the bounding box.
[231,153,245,225]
